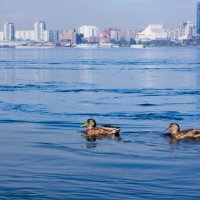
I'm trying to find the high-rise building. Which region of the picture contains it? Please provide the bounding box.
[110,28,121,42]
[48,30,59,42]
[78,25,100,43]
[59,30,84,45]
[3,22,15,41]
[197,1,200,35]
[60,29,77,44]
[43,30,48,42]
[183,21,195,37]
[100,29,109,43]
[34,21,46,41]
[15,30,35,41]
[43,30,59,42]
[123,30,137,42]
[169,21,195,41]
[0,32,3,41]
[99,28,115,43]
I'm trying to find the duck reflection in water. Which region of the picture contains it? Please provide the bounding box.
[84,134,121,142]
[84,134,121,149]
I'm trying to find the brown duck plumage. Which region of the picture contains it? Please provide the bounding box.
[81,119,120,137]
[165,123,200,140]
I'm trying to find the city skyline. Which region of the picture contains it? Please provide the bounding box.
[0,0,197,30]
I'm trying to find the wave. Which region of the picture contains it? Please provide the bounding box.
[0,59,200,67]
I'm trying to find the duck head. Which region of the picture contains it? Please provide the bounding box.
[165,123,180,134]
[81,119,97,129]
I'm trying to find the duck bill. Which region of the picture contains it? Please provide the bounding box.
[80,123,87,128]
[165,128,169,132]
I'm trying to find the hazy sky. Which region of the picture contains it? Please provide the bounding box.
[0,0,197,31]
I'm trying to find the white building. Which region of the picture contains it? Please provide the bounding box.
[0,32,3,41]
[79,25,100,42]
[123,30,137,42]
[169,21,195,41]
[3,22,15,41]
[110,29,122,42]
[34,21,46,41]
[43,30,49,42]
[15,30,35,41]
[15,22,58,42]
[135,25,168,43]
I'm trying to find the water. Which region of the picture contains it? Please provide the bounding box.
[0,47,200,199]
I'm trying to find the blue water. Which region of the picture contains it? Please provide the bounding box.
[0,48,200,199]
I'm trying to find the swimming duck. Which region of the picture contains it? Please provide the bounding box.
[81,119,120,137]
[165,123,200,140]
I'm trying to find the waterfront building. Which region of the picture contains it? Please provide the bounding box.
[34,21,46,41]
[0,32,3,41]
[15,30,35,41]
[60,29,77,44]
[100,28,136,43]
[3,22,15,41]
[100,29,109,43]
[43,30,59,42]
[100,28,136,44]
[59,30,84,45]
[99,28,116,43]
[169,21,195,41]
[76,33,84,44]
[197,1,200,35]
[47,30,59,42]
[110,28,122,42]
[135,25,168,43]
[78,25,100,43]
[183,21,195,37]
[43,30,49,42]
[15,22,58,42]
[123,30,137,42]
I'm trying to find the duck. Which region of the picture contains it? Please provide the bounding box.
[165,123,200,140]
[80,119,120,137]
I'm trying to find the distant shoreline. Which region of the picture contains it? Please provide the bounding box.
[0,45,200,49]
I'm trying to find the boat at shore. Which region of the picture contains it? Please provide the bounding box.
[75,44,98,49]
[16,45,55,49]
[0,45,15,49]
[99,43,119,48]
[130,44,146,49]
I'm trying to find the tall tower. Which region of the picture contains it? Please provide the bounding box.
[197,1,200,35]
[34,21,46,41]
[3,22,15,41]
[78,25,100,43]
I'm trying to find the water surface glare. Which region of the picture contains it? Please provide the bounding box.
[0,48,200,199]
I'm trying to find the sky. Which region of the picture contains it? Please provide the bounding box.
[0,0,197,31]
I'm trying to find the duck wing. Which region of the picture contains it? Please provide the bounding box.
[100,126,120,134]
[85,126,120,136]
[103,125,120,129]
[183,129,200,138]
[181,129,193,135]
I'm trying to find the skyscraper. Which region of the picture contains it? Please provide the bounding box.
[197,1,200,35]
[3,22,15,41]
[34,21,46,41]
[110,28,121,42]
[79,25,100,43]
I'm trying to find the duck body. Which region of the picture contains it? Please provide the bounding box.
[165,123,200,140]
[85,126,120,136]
[81,119,120,137]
